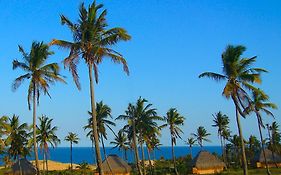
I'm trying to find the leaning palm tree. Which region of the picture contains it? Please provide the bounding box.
[162,108,184,175]
[110,130,130,161]
[36,115,60,173]
[199,45,267,175]
[212,111,229,162]
[65,132,79,170]
[192,126,211,149]
[51,2,131,174]
[12,41,65,173]
[186,137,196,159]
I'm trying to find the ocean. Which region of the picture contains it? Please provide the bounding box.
[26,146,222,164]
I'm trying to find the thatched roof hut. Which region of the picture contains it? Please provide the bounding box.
[11,158,37,175]
[254,149,281,168]
[96,154,131,175]
[192,151,225,174]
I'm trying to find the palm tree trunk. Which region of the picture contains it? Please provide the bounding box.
[70,142,73,170]
[88,64,104,175]
[146,147,153,175]
[45,149,49,174]
[124,148,128,161]
[139,133,146,175]
[132,119,143,175]
[171,136,178,175]
[101,134,113,175]
[220,134,225,163]
[189,145,192,159]
[257,116,271,175]
[223,138,228,167]
[43,149,45,175]
[234,105,248,175]
[33,84,40,175]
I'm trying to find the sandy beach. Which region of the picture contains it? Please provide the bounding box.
[30,160,96,171]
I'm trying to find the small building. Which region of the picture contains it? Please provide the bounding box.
[192,151,226,174]
[95,154,131,175]
[254,149,281,168]
[11,158,37,175]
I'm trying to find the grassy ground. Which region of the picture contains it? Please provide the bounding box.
[220,168,281,175]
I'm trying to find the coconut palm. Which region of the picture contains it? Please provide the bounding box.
[199,45,267,175]
[162,108,184,175]
[6,115,29,160]
[186,137,196,159]
[110,130,130,160]
[12,41,65,173]
[245,89,277,174]
[84,101,116,161]
[51,2,130,174]
[192,126,211,149]
[212,111,229,162]
[36,115,60,173]
[117,97,161,175]
[0,116,9,151]
[117,103,142,175]
[65,132,79,170]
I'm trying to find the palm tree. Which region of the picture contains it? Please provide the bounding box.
[162,108,185,175]
[65,132,79,170]
[245,89,277,174]
[186,137,196,159]
[192,126,211,149]
[36,115,60,173]
[199,45,267,175]
[84,101,116,161]
[117,97,161,175]
[110,130,130,160]
[267,122,280,167]
[51,2,131,174]
[0,116,9,151]
[117,103,143,175]
[6,115,29,160]
[221,128,231,166]
[212,111,229,162]
[12,41,65,173]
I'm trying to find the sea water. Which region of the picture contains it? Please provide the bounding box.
[20,146,221,164]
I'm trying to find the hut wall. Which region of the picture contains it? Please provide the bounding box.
[192,167,224,174]
[256,162,281,168]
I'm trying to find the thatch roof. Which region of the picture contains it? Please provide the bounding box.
[101,154,131,173]
[192,151,226,170]
[254,149,281,163]
[12,158,37,175]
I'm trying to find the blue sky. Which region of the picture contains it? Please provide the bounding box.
[0,0,281,147]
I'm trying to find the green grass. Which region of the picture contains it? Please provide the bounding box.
[220,168,281,175]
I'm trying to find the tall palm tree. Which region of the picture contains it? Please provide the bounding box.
[192,126,211,149]
[6,115,29,160]
[117,103,143,175]
[186,137,196,159]
[199,45,267,175]
[110,130,130,160]
[12,41,65,173]
[36,115,60,173]
[245,89,277,174]
[212,111,229,162]
[65,132,79,170]
[162,108,185,175]
[51,2,130,174]
[84,101,116,161]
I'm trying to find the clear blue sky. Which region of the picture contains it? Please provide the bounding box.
[0,0,280,147]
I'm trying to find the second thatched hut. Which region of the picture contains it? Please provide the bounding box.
[192,151,226,174]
